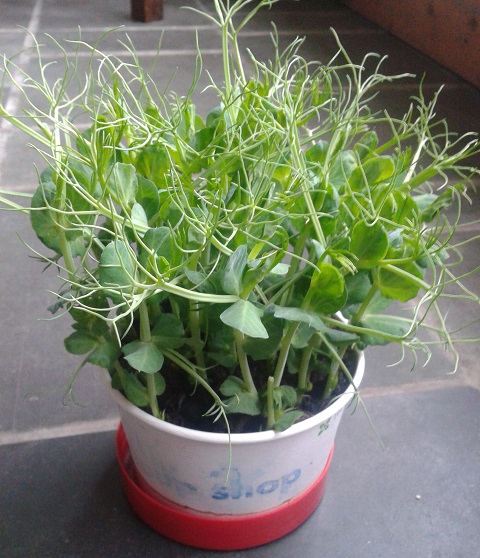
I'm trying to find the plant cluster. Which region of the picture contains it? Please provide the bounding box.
[1,0,479,431]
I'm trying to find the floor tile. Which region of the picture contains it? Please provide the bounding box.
[1,387,479,557]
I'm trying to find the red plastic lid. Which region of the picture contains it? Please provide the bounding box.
[116,424,333,550]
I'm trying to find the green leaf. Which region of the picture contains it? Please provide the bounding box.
[123,372,149,407]
[107,162,138,207]
[206,106,222,128]
[87,336,121,369]
[272,163,292,188]
[123,340,165,374]
[364,155,395,183]
[131,202,148,231]
[187,221,205,248]
[224,391,262,416]
[206,325,237,367]
[136,175,160,221]
[306,140,328,164]
[135,145,170,185]
[69,293,110,328]
[324,328,359,343]
[220,299,269,339]
[65,323,121,369]
[275,385,297,408]
[273,411,304,432]
[379,191,417,226]
[378,262,423,302]
[354,131,378,161]
[365,290,393,313]
[99,240,136,301]
[65,160,98,217]
[359,314,410,345]
[414,185,463,223]
[64,331,97,355]
[242,240,287,295]
[153,372,166,396]
[30,180,84,257]
[307,262,346,314]
[270,263,289,275]
[329,150,357,189]
[292,322,316,349]
[349,156,395,190]
[243,310,283,360]
[111,371,122,392]
[345,272,372,306]
[221,245,248,296]
[318,184,340,237]
[207,350,237,368]
[189,126,214,153]
[184,269,207,286]
[151,313,185,350]
[220,375,245,397]
[350,220,389,269]
[66,325,122,369]
[139,227,176,270]
[273,305,326,331]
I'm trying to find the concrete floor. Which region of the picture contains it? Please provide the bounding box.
[1,1,479,556]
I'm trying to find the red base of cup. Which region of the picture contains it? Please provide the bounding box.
[116,424,333,550]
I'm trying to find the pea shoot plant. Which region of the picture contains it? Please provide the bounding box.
[1,0,479,432]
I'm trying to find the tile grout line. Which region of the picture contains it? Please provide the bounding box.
[0,0,43,186]
[360,375,471,399]
[0,416,120,446]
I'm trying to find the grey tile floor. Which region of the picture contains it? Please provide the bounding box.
[0,0,479,556]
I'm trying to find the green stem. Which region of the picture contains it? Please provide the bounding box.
[0,110,52,147]
[273,320,299,387]
[266,376,275,429]
[139,301,161,418]
[0,192,33,211]
[145,374,161,419]
[57,226,77,284]
[114,360,127,387]
[322,316,410,344]
[154,279,239,304]
[323,364,339,400]
[319,333,356,400]
[139,301,152,343]
[189,299,207,378]
[53,176,77,284]
[350,282,378,325]
[322,343,347,400]
[280,226,310,306]
[289,126,326,250]
[220,6,234,112]
[297,334,317,401]
[234,329,257,394]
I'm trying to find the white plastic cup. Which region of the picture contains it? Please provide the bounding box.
[106,352,364,515]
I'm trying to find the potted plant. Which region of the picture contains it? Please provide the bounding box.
[1,0,478,550]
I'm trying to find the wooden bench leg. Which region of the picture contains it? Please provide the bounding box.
[131,0,163,22]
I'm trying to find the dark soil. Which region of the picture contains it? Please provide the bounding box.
[152,351,359,434]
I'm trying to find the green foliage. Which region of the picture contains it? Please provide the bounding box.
[123,341,165,374]
[1,0,479,431]
[220,300,269,339]
[350,221,389,269]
